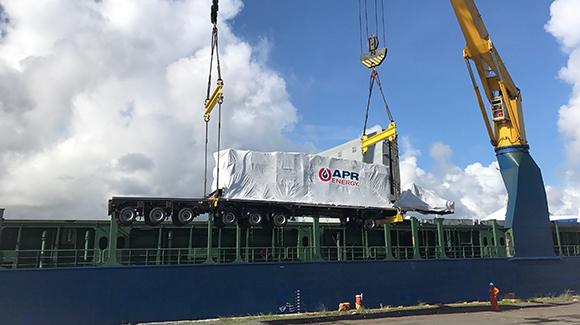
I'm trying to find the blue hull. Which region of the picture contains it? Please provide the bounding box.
[1,257,579,325]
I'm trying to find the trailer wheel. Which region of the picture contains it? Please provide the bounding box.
[117,207,136,226]
[248,213,262,227]
[272,213,288,227]
[147,207,166,226]
[363,218,377,231]
[221,210,237,226]
[173,207,195,226]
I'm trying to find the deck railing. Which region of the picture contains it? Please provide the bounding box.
[0,249,102,269]
[0,243,539,269]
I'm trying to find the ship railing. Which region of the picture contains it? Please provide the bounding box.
[108,246,316,266]
[244,247,312,263]
[112,248,200,266]
[443,245,504,258]
[1,243,513,269]
[321,246,376,261]
[559,245,580,256]
[444,245,482,258]
[393,246,415,259]
[0,248,102,269]
[482,245,500,257]
[317,245,504,261]
[104,245,501,266]
[321,246,416,261]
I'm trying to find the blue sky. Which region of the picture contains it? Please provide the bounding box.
[231,0,570,187]
[0,0,578,220]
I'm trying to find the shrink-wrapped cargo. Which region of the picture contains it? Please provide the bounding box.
[212,149,393,208]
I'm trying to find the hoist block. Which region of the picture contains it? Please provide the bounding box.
[360,48,387,68]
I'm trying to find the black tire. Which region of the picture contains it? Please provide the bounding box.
[221,210,237,226]
[247,212,262,227]
[173,207,195,226]
[272,213,287,227]
[147,207,166,226]
[117,207,136,226]
[363,218,377,231]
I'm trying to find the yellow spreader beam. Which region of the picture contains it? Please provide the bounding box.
[204,80,223,120]
[361,122,397,153]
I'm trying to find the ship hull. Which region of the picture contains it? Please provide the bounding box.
[1,256,579,325]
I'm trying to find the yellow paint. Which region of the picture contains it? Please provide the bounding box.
[376,212,404,225]
[204,80,223,120]
[361,122,396,153]
[451,0,527,148]
[361,54,385,68]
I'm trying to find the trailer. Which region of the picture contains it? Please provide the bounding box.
[108,190,401,231]
[109,149,405,230]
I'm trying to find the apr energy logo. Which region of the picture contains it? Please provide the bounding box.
[318,168,332,182]
[318,168,360,186]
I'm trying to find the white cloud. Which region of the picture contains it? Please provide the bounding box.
[546,185,580,216]
[0,0,300,219]
[400,139,506,219]
[364,124,383,136]
[545,0,580,52]
[429,142,452,162]
[544,0,580,215]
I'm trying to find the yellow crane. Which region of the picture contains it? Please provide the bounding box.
[450,0,554,257]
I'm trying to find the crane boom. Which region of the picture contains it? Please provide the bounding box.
[451,0,526,148]
[450,0,554,258]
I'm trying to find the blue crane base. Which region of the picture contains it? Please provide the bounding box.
[495,145,556,258]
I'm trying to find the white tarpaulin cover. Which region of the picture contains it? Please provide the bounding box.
[399,183,455,214]
[213,149,394,208]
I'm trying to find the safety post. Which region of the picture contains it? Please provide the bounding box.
[410,217,422,259]
[490,219,503,257]
[312,217,322,260]
[383,223,395,260]
[204,213,216,264]
[233,223,244,263]
[553,221,563,257]
[434,218,448,258]
[107,215,120,265]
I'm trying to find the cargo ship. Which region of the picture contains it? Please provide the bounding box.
[2,206,580,325]
[2,1,579,325]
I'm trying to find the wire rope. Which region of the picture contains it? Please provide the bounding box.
[358,0,363,55]
[364,0,369,40]
[203,22,223,197]
[374,0,378,41]
[381,0,386,46]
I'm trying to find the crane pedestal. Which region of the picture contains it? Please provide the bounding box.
[496,145,556,258]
